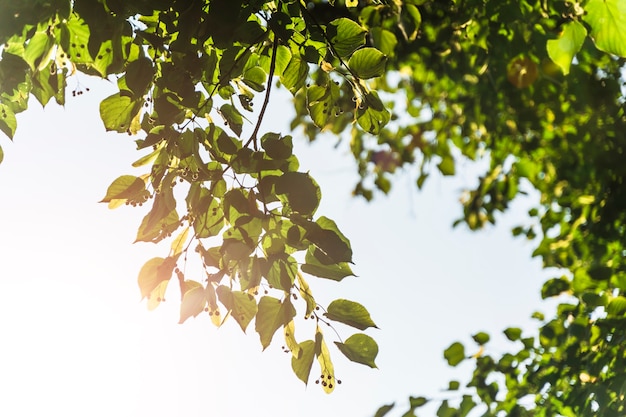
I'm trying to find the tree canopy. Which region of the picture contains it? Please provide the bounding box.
[1,0,626,415]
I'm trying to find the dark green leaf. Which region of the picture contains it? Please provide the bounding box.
[125,57,154,97]
[541,277,571,299]
[324,299,377,330]
[275,172,321,216]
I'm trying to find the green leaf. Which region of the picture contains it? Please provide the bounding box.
[371,27,398,57]
[242,66,266,92]
[472,332,490,345]
[306,82,342,128]
[334,333,378,368]
[22,22,54,71]
[409,396,428,409]
[280,55,308,94]
[438,155,455,176]
[0,103,17,139]
[265,255,298,292]
[444,342,465,366]
[255,296,296,350]
[300,216,353,264]
[546,21,587,75]
[503,327,523,341]
[348,47,387,79]
[99,92,141,133]
[275,172,321,216]
[302,246,355,281]
[31,61,66,107]
[216,286,258,332]
[324,299,377,330]
[220,103,243,137]
[135,188,179,243]
[291,339,315,384]
[356,91,391,135]
[327,18,367,58]
[584,0,626,57]
[607,296,626,316]
[125,57,154,97]
[179,280,207,324]
[448,380,460,391]
[0,145,3,164]
[100,175,146,202]
[261,133,293,159]
[374,404,395,417]
[541,277,571,299]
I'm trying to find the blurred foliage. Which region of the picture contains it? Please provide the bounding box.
[1,0,626,413]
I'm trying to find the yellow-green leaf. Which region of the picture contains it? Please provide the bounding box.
[179,280,206,323]
[334,333,378,368]
[284,320,302,358]
[100,175,146,203]
[315,327,336,393]
[348,47,387,79]
[291,340,315,384]
[584,0,626,57]
[547,21,587,75]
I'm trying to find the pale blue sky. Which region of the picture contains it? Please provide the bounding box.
[0,77,554,416]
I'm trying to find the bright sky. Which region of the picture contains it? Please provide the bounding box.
[0,76,554,416]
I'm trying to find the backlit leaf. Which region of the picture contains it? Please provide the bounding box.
[296,272,316,317]
[0,104,17,139]
[138,257,172,299]
[179,280,206,323]
[315,328,336,393]
[325,299,377,330]
[100,175,145,202]
[327,18,366,58]
[584,0,626,57]
[334,333,378,368]
[348,47,387,79]
[291,340,315,384]
[280,55,308,94]
[302,246,355,281]
[100,92,141,133]
[607,296,626,316]
[216,285,258,331]
[284,320,302,358]
[547,21,587,75]
[220,103,243,137]
[255,296,296,349]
